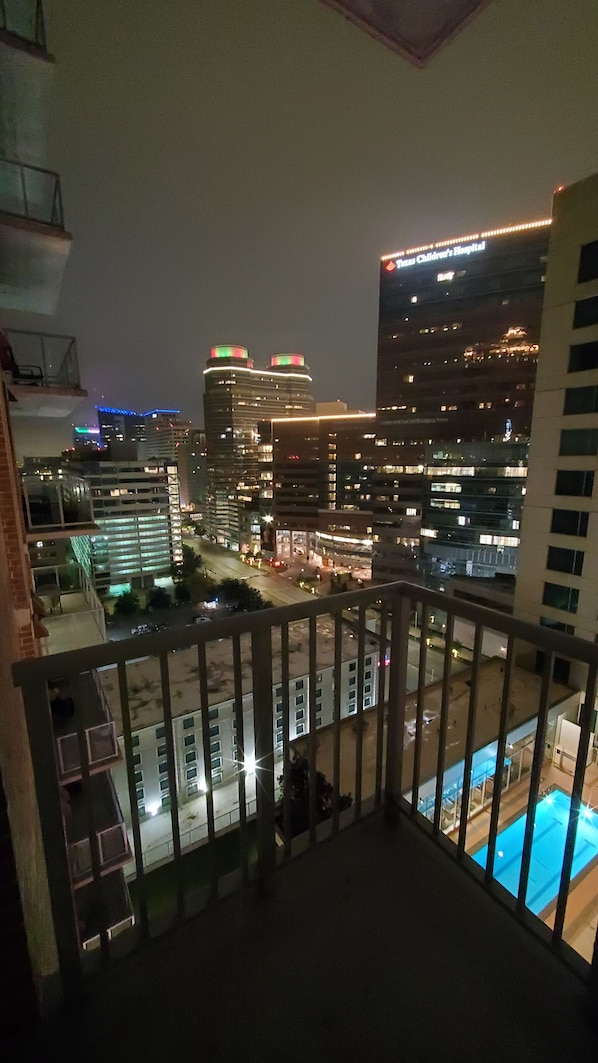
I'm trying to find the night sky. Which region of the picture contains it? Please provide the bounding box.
[10,0,598,428]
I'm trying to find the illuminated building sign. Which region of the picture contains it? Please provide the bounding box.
[74,426,100,435]
[389,240,486,271]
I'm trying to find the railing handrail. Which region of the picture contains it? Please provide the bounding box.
[7,328,77,343]
[0,0,47,50]
[0,154,61,180]
[12,579,598,686]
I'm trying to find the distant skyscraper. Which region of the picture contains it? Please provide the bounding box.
[203,347,315,547]
[176,428,207,510]
[140,410,189,464]
[373,219,551,581]
[516,173,598,686]
[96,406,146,451]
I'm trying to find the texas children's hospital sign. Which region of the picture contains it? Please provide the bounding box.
[387,240,486,271]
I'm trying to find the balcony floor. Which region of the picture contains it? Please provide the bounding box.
[16,813,598,1062]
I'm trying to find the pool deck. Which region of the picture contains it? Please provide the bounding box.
[454,761,598,962]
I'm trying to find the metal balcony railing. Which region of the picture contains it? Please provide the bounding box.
[12,582,598,999]
[22,475,94,534]
[6,329,81,389]
[0,157,64,227]
[0,0,46,49]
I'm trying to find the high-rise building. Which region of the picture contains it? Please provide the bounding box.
[176,427,207,510]
[515,173,598,686]
[139,409,190,464]
[420,440,528,580]
[203,346,315,547]
[373,219,551,582]
[96,406,146,451]
[270,412,377,570]
[62,458,183,595]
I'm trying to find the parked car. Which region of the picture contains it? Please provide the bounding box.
[131,623,152,635]
[194,615,211,624]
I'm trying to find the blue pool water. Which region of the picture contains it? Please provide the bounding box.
[472,789,598,915]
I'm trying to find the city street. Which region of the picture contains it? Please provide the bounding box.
[185,537,316,608]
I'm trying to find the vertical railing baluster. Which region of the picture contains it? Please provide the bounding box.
[553,663,598,943]
[308,615,318,846]
[385,590,411,811]
[485,638,515,884]
[117,662,148,938]
[374,601,388,809]
[19,676,82,997]
[354,604,366,819]
[457,624,483,859]
[20,163,29,218]
[433,612,455,836]
[517,651,553,912]
[158,652,184,919]
[197,640,217,898]
[71,672,110,962]
[232,635,247,883]
[281,623,291,858]
[411,603,429,818]
[332,611,342,832]
[251,626,276,894]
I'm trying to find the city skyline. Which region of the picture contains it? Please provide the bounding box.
[4,0,598,423]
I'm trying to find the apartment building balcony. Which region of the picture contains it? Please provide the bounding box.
[4,329,85,415]
[22,475,98,539]
[11,583,598,1056]
[0,159,72,313]
[32,562,107,653]
[50,671,121,784]
[0,0,47,51]
[66,771,130,888]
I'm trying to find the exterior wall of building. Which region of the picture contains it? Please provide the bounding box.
[420,441,527,580]
[515,174,598,687]
[272,413,377,565]
[78,461,182,594]
[374,221,550,581]
[111,649,380,821]
[203,348,315,547]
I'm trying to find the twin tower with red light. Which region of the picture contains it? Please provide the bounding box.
[207,346,307,372]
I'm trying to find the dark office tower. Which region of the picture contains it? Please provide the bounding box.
[96,406,146,452]
[203,347,315,548]
[373,219,551,582]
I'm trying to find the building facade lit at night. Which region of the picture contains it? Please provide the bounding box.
[374,219,551,582]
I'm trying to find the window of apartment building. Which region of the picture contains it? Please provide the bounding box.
[551,509,589,537]
[365,657,372,666]
[365,670,371,679]
[316,672,322,682]
[132,734,140,748]
[563,385,598,415]
[296,724,304,735]
[276,730,283,745]
[134,770,143,785]
[209,725,220,738]
[136,787,144,803]
[212,772,223,785]
[559,428,598,456]
[316,688,322,698]
[555,469,594,497]
[184,734,196,747]
[155,726,165,739]
[540,616,576,636]
[208,708,219,721]
[295,710,304,721]
[316,716,322,727]
[186,767,198,781]
[542,582,579,613]
[349,662,356,672]
[349,676,356,686]
[187,784,198,798]
[295,679,304,690]
[211,756,222,769]
[183,716,194,729]
[573,294,598,329]
[568,341,598,373]
[133,753,141,766]
[547,546,584,576]
[349,690,356,700]
[162,795,171,809]
[578,239,598,284]
[364,698,371,708]
[209,740,221,755]
[296,694,304,706]
[158,760,168,775]
[159,778,169,793]
[185,750,197,764]
[365,684,371,694]
[275,686,283,696]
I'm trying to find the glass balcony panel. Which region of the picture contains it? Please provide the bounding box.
[0,0,46,47]
[0,158,63,227]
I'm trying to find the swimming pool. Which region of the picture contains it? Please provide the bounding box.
[472,789,598,915]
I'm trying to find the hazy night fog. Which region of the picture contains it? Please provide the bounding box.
[8,0,598,426]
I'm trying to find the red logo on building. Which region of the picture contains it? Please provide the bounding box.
[384,260,396,272]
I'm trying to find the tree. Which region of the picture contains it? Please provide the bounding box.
[194,524,206,537]
[216,578,267,612]
[147,586,171,611]
[113,591,140,618]
[174,582,191,604]
[186,571,218,604]
[171,543,202,582]
[276,754,352,838]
